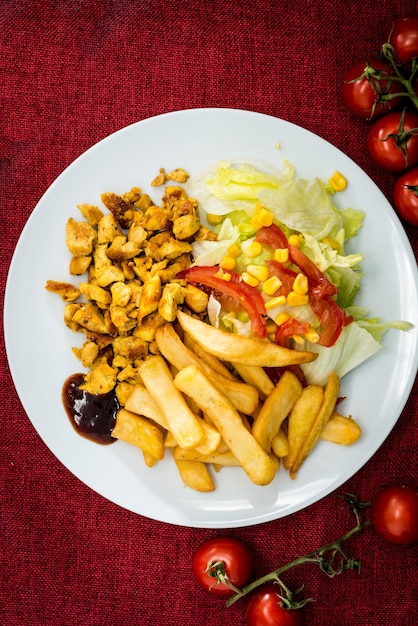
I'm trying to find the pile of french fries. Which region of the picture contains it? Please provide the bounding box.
[113,311,362,492]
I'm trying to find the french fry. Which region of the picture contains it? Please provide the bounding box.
[142,451,159,468]
[156,323,259,414]
[193,418,222,455]
[174,364,278,486]
[320,411,362,445]
[173,447,240,466]
[284,385,324,472]
[125,384,170,430]
[289,372,340,479]
[252,370,303,452]
[139,356,205,449]
[112,408,165,460]
[185,333,239,381]
[177,311,317,366]
[271,426,289,458]
[174,459,215,492]
[232,362,275,399]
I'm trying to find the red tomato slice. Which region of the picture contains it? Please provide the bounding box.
[177,266,267,338]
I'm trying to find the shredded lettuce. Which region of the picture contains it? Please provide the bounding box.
[299,322,382,386]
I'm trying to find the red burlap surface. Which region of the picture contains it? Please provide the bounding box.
[1,1,417,625]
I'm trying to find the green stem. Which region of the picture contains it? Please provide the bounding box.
[225,496,370,608]
[380,44,418,111]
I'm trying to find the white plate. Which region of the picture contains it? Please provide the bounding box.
[4,108,418,528]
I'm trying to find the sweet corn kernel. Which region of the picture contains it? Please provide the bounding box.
[288,234,301,247]
[207,213,223,225]
[304,328,320,343]
[266,320,278,334]
[251,208,274,229]
[262,275,283,296]
[275,312,290,326]
[247,264,269,282]
[274,248,289,263]
[265,295,287,310]
[292,273,308,295]
[287,291,309,306]
[220,255,236,271]
[242,271,259,287]
[214,269,232,281]
[244,241,263,258]
[321,236,340,250]
[292,334,305,345]
[227,243,242,258]
[328,170,347,192]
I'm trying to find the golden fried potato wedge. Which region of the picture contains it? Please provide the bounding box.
[156,323,259,414]
[271,426,289,458]
[284,384,324,472]
[173,447,239,466]
[176,311,317,366]
[139,356,205,449]
[289,372,340,479]
[320,411,362,445]
[174,364,278,486]
[174,459,215,492]
[184,333,239,381]
[232,362,275,399]
[112,408,165,461]
[125,384,170,430]
[252,370,303,453]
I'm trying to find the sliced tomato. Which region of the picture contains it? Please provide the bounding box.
[287,245,338,299]
[310,295,345,347]
[265,260,298,295]
[255,223,289,248]
[256,224,337,298]
[177,265,267,338]
[275,318,310,344]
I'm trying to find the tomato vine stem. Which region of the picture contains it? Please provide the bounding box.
[225,494,371,608]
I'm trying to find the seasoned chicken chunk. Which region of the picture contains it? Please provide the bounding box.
[66,218,97,257]
[44,280,80,302]
[158,282,185,322]
[80,356,117,394]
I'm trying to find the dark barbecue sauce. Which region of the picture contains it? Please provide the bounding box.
[62,373,119,445]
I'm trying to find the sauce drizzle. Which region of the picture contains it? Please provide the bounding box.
[62,373,118,445]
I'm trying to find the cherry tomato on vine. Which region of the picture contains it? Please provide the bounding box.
[371,485,418,544]
[192,536,253,595]
[367,110,418,172]
[246,583,306,626]
[393,166,418,225]
[342,59,403,120]
[386,15,418,65]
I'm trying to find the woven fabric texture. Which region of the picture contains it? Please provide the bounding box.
[1,1,417,625]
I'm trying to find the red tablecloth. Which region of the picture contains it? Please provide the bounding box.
[1,1,417,625]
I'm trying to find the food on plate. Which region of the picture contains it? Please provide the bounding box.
[47,158,412,492]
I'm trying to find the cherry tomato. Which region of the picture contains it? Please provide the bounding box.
[393,166,418,225]
[192,536,253,596]
[386,15,418,65]
[371,485,418,544]
[367,110,418,172]
[342,59,402,120]
[246,583,305,626]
